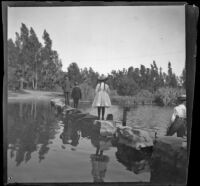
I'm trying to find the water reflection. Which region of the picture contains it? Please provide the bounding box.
[115,144,152,175]
[58,110,154,182]
[60,117,80,147]
[8,100,174,182]
[90,137,111,182]
[90,154,109,183]
[59,113,113,182]
[8,100,59,166]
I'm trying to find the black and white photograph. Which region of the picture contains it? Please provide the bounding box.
[3,1,197,185]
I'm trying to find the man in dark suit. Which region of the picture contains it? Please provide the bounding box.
[63,76,71,106]
[71,82,82,108]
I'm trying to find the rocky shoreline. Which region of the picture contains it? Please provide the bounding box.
[50,97,188,184]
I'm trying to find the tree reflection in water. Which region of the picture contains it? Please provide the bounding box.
[7,100,59,166]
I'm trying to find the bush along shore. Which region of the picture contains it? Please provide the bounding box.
[50,97,187,184]
[71,85,186,107]
[110,87,186,107]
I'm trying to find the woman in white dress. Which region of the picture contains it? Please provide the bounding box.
[92,75,112,120]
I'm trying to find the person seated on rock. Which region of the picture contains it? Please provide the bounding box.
[92,74,112,120]
[71,82,82,109]
[166,95,186,137]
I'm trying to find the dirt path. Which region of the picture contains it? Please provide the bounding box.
[8,89,64,101]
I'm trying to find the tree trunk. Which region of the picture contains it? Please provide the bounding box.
[35,75,37,90]
[34,100,37,119]
[32,79,35,89]
[35,68,38,90]
[20,78,24,90]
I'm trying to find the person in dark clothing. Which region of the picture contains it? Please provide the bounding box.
[62,76,71,106]
[71,82,82,108]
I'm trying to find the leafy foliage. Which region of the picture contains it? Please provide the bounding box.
[7,23,62,91]
[154,87,186,106]
[8,23,185,98]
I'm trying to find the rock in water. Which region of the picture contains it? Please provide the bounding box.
[150,136,187,184]
[93,120,117,137]
[117,126,153,150]
[133,128,154,148]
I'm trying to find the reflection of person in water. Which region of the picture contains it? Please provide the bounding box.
[90,132,112,182]
[90,153,110,182]
[60,117,80,147]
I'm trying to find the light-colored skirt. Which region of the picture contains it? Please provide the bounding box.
[92,91,111,108]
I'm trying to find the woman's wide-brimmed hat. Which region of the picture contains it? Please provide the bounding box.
[98,74,108,81]
[177,94,186,101]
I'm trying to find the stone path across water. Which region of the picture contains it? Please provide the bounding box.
[50,98,154,150]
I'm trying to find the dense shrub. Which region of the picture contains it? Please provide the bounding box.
[135,89,154,104]
[111,95,137,108]
[117,76,139,96]
[109,89,118,97]
[154,87,186,106]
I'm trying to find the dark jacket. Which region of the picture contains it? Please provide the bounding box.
[63,79,71,92]
[71,86,82,100]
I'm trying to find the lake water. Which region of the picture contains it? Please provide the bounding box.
[7,99,173,183]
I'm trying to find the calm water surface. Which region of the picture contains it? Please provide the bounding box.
[7,99,173,183]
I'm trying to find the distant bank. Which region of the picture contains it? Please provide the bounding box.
[8,89,63,101]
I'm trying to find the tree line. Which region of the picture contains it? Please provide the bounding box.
[8,23,63,90]
[64,61,186,97]
[8,23,186,96]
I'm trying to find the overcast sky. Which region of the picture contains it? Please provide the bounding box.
[8,6,185,76]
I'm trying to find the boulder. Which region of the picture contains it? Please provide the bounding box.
[51,98,65,107]
[50,98,66,114]
[62,106,77,115]
[150,136,187,184]
[93,120,117,137]
[117,126,153,150]
[66,112,89,120]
